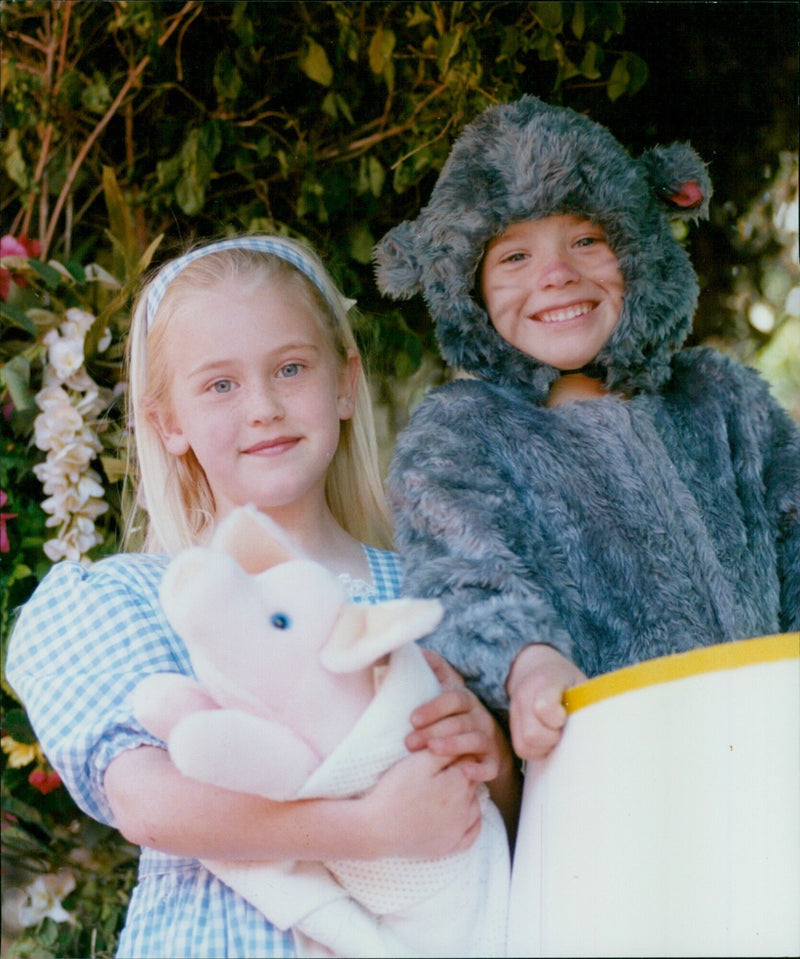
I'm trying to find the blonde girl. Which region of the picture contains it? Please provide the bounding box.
[126,236,392,557]
[7,236,516,959]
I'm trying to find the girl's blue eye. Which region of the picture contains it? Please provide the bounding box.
[279,363,301,378]
[212,379,234,393]
[270,612,291,630]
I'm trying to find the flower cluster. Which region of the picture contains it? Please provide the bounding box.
[32,308,112,562]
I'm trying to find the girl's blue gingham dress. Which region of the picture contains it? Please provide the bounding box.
[6,546,403,959]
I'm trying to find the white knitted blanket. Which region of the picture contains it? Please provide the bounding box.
[202,642,510,958]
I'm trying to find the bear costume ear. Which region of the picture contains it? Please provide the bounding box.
[373,220,424,298]
[640,142,712,220]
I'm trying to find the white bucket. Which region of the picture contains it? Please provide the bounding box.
[507,633,800,958]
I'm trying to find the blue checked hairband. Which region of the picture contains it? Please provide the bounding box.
[145,235,342,328]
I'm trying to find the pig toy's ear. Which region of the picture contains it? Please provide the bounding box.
[211,505,305,574]
[320,598,444,672]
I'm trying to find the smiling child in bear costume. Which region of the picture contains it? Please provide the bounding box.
[375,95,800,761]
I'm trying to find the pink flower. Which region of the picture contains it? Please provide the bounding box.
[1,234,42,301]
[0,490,17,553]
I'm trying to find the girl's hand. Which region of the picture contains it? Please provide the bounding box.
[405,649,504,783]
[361,747,482,859]
[506,643,586,761]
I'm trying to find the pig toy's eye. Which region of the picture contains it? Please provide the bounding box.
[270,612,291,630]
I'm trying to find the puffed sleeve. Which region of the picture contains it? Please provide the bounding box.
[5,554,188,826]
[387,381,573,715]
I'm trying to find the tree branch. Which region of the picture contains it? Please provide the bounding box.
[41,1,199,257]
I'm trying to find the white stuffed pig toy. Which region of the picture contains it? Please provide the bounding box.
[132,506,509,959]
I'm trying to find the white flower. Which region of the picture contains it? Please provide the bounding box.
[42,473,108,522]
[64,306,95,334]
[48,335,85,380]
[74,386,109,419]
[32,459,72,493]
[48,439,100,480]
[35,384,72,410]
[11,870,76,928]
[33,403,83,451]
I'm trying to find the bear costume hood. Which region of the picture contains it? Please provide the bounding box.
[374,95,712,401]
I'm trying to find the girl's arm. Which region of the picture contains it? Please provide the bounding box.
[405,650,523,840]
[104,742,482,862]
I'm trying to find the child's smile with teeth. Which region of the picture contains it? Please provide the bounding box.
[535,301,596,324]
[481,214,625,371]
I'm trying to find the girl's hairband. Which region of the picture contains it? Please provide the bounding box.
[145,235,338,329]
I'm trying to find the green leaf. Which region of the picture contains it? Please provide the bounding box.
[81,71,112,115]
[3,128,29,190]
[321,90,338,119]
[175,125,222,216]
[359,156,385,198]
[155,153,182,189]
[2,794,46,828]
[231,3,255,45]
[532,30,558,61]
[607,2,626,34]
[561,58,581,81]
[347,223,375,265]
[213,50,242,105]
[0,822,52,856]
[572,3,586,39]
[369,28,396,75]
[100,456,128,483]
[26,260,64,290]
[535,1,563,32]
[407,4,432,27]
[0,303,37,337]
[392,147,433,194]
[102,166,137,273]
[437,28,463,74]
[256,135,272,160]
[497,25,520,64]
[625,52,649,95]
[579,42,602,79]
[299,37,333,87]
[335,93,354,125]
[2,707,37,744]
[38,918,60,947]
[607,56,629,101]
[0,355,35,410]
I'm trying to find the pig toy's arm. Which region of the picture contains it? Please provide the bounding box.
[165,709,321,801]
[132,673,220,743]
[133,675,321,800]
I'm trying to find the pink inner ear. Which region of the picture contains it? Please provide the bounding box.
[670,181,703,209]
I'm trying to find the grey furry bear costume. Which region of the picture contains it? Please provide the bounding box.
[374,95,800,712]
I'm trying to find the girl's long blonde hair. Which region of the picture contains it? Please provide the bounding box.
[124,236,393,555]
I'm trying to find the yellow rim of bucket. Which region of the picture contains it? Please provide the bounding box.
[564,632,800,714]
